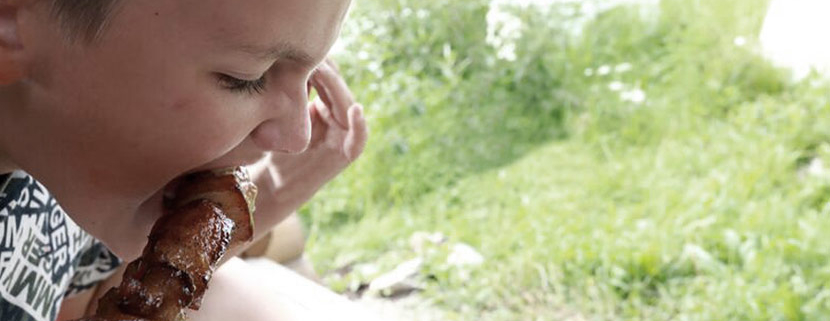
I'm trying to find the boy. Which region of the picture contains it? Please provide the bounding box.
[0,0,371,320]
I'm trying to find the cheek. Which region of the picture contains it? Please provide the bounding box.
[56,81,252,187]
[28,40,260,192]
[18,10,264,201]
[150,96,257,167]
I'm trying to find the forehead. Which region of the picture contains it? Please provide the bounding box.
[114,0,351,62]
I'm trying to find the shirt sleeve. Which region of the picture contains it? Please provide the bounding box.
[63,240,123,298]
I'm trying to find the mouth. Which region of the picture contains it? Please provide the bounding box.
[157,143,268,210]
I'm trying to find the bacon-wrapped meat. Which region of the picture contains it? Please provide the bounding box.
[72,167,257,321]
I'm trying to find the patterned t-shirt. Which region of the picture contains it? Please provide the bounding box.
[0,171,122,321]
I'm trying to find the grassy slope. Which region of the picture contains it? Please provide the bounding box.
[302,0,830,320]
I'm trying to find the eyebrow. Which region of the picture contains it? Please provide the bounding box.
[236,42,318,68]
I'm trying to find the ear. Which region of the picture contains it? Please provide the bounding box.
[0,1,26,85]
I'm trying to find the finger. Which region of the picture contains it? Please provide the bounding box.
[308,101,327,141]
[325,58,341,74]
[344,104,368,162]
[311,63,352,129]
[310,64,350,128]
[309,72,337,128]
[310,98,336,126]
[308,73,334,120]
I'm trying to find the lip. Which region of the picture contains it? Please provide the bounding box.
[161,150,267,202]
[155,135,269,209]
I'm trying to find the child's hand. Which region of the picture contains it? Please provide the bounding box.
[270,58,367,188]
[308,59,368,163]
[245,58,367,238]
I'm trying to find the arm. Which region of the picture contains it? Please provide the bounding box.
[188,258,380,321]
[73,258,379,321]
[65,258,380,321]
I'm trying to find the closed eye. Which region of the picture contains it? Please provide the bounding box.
[216,73,268,95]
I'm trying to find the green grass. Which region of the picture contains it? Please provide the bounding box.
[300,0,830,320]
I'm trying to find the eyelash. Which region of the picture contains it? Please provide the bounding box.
[217,73,268,95]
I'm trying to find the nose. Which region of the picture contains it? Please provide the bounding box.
[250,85,311,154]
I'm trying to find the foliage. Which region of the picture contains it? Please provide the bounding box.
[302,0,830,320]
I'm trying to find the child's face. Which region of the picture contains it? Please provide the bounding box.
[12,0,350,214]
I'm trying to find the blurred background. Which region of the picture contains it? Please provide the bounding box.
[294,0,830,319]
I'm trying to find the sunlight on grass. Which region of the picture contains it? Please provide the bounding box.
[303,0,830,320]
